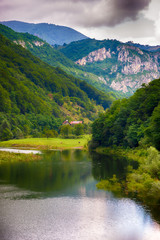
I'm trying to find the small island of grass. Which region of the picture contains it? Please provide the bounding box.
[0,135,91,150]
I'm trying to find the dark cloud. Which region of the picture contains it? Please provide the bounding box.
[74,0,152,27]
[0,0,152,27]
[115,0,151,11]
[0,0,153,30]
[0,0,159,45]
[112,0,152,24]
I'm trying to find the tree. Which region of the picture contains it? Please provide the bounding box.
[0,119,13,141]
[60,125,72,138]
[126,124,139,147]
[13,127,24,139]
[147,103,160,150]
[44,129,58,138]
[74,124,84,136]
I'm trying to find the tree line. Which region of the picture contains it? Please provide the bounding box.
[91,79,160,150]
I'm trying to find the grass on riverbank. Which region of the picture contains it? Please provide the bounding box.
[95,146,148,162]
[0,151,42,163]
[96,145,160,206]
[0,135,91,150]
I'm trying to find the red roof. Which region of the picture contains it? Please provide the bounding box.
[70,121,83,125]
[63,120,69,124]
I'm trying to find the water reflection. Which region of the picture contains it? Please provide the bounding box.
[0,150,93,197]
[0,149,160,240]
[90,150,130,180]
[0,148,41,154]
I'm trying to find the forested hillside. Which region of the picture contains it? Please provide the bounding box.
[91,79,160,150]
[0,33,113,140]
[0,24,119,98]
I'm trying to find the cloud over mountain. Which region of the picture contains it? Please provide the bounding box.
[0,0,151,27]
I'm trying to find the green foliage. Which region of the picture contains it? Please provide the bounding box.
[92,78,160,150]
[0,31,112,110]
[0,32,114,138]
[53,93,64,106]
[43,129,58,138]
[73,124,84,136]
[96,174,122,196]
[0,119,13,141]
[13,127,24,139]
[0,128,13,141]
[60,125,72,138]
[146,102,160,150]
[96,146,160,205]
[59,38,121,61]
[0,24,118,101]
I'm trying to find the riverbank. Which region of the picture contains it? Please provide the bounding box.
[95,146,148,162]
[0,151,42,163]
[96,145,160,206]
[0,135,91,150]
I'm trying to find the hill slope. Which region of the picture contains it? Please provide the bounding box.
[59,39,160,95]
[0,20,88,45]
[0,34,114,138]
[91,78,160,150]
[0,24,118,99]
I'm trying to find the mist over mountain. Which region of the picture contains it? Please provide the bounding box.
[0,21,88,45]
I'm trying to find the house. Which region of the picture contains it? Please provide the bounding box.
[62,120,83,125]
[62,120,70,125]
[70,121,83,125]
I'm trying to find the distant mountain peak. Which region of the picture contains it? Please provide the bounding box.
[0,20,89,45]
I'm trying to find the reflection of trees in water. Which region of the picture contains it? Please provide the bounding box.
[89,151,160,224]
[0,150,91,194]
[89,151,131,181]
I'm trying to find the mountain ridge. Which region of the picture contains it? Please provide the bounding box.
[0,24,119,99]
[59,38,160,95]
[0,33,114,138]
[0,20,88,45]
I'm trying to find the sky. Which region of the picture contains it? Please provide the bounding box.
[0,0,160,45]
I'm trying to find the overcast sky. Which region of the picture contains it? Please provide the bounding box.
[0,0,160,45]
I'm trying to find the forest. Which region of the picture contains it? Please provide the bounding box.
[0,24,120,98]
[91,78,160,208]
[0,33,115,140]
[91,79,160,150]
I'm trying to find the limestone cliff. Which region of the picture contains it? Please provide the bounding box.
[75,43,160,94]
[76,47,111,65]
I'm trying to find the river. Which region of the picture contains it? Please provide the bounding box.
[0,149,160,240]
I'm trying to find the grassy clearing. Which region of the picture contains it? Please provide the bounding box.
[0,135,91,150]
[0,151,42,163]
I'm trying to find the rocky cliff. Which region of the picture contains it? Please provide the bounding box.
[75,43,160,94]
[76,47,111,65]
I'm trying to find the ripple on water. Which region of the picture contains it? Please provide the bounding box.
[0,197,160,240]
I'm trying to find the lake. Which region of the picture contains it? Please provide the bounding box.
[0,149,160,240]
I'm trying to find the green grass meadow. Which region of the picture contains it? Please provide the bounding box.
[0,135,91,150]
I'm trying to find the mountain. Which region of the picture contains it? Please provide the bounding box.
[0,20,88,45]
[0,24,118,99]
[0,33,114,138]
[127,41,160,52]
[59,38,160,95]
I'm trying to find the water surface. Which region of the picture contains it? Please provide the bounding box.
[0,148,41,154]
[0,149,160,240]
